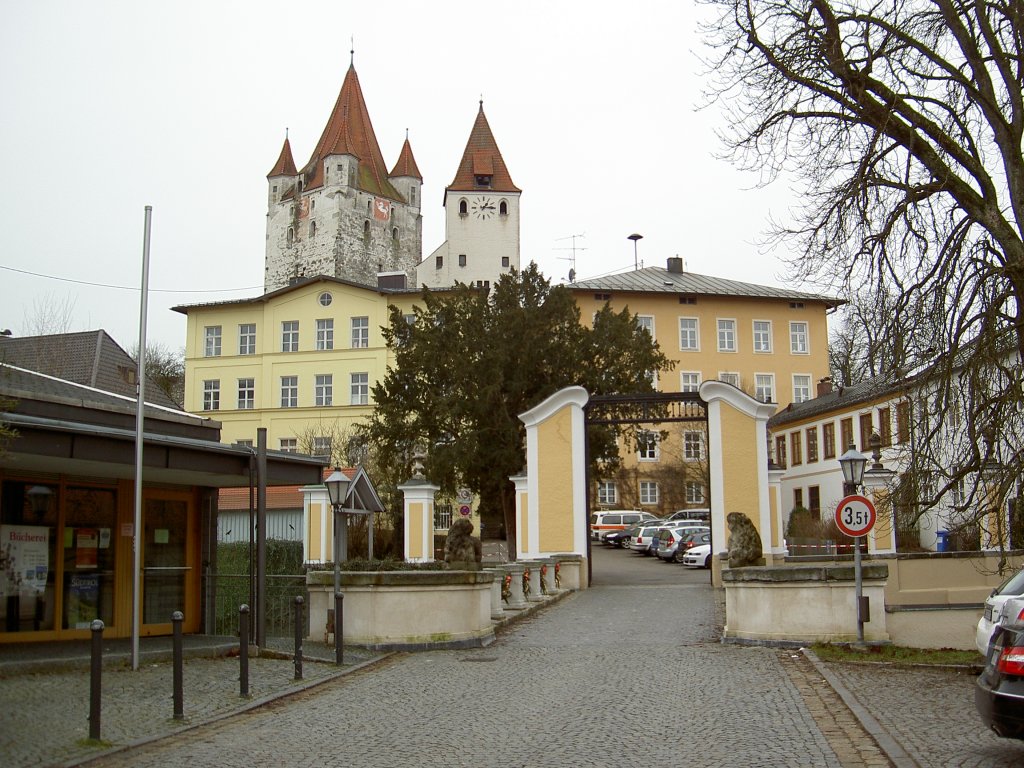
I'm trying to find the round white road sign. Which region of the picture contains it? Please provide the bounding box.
[834,495,876,537]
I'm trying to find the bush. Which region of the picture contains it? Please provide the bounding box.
[217,539,304,575]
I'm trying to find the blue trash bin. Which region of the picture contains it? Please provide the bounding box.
[936,530,950,552]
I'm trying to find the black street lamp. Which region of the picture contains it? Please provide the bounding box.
[324,468,351,664]
[838,443,868,496]
[628,233,643,270]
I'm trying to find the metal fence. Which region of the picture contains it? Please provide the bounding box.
[206,573,308,638]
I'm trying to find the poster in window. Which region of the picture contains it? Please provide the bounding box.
[66,573,99,628]
[0,525,49,598]
[76,528,99,569]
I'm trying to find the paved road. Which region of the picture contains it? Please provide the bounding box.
[7,544,1024,767]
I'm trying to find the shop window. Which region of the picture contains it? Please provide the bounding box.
[0,481,59,632]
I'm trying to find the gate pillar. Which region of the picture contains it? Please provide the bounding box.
[518,386,589,583]
[700,381,778,578]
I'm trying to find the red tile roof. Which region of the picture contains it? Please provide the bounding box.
[447,102,520,194]
[301,64,402,201]
[267,135,297,177]
[389,136,422,180]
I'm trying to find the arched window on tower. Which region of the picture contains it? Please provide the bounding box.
[499,200,508,216]
[367,200,372,215]
[459,199,468,216]
[392,227,399,244]
[287,227,294,246]
[363,220,371,240]
[309,221,316,238]
[410,186,417,206]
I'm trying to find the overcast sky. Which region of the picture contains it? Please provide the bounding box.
[0,1,805,352]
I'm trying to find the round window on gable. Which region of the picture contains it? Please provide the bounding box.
[318,292,332,307]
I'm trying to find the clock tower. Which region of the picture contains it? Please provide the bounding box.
[417,101,521,289]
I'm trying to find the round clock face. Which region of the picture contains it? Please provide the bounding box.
[471,196,496,219]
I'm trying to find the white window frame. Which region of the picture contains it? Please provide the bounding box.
[281,321,299,352]
[279,438,297,453]
[717,318,737,352]
[238,323,256,355]
[204,326,222,357]
[637,315,655,341]
[680,371,702,393]
[639,481,660,505]
[315,374,333,407]
[718,372,740,388]
[237,378,254,410]
[678,317,699,351]
[597,481,617,505]
[755,373,775,403]
[350,372,369,405]
[280,376,298,408]
[637,430,660,462]
[202,379,220,411]
[793,374,812,404]
[316,318,334,350]
[753,320,772,353]
[351,316,369,348]
[683,431,704,461]
[790,321,809,354]
[313,436,332,458]
[685,482,705,505]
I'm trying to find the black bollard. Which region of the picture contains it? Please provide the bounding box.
[334,591,344,665]
[293,596,304,681]
[171,611,184,719]
[89,619,104,741]
[239,604,250,698]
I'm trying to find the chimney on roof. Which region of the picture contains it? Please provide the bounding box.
[817,376,833,397]
[667,257,684,274]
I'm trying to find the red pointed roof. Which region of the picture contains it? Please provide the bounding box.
[267,135,297,178]
[302,64,402,200]
[447,102,520,194]
[390,136,422,180]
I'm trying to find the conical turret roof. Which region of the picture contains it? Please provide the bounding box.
[447,101,520,194]
[301,64,402,200]
[267,135,297,177]
[390,135,422,180]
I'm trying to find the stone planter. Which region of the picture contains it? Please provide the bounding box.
[722,563,890,645]
[306,570,495,650]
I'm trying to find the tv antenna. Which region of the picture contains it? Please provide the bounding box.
[554,233,586,282]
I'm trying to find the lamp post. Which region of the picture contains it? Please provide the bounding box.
[837,442,869,644]
[628,233,643,270]
[324,468,350,664]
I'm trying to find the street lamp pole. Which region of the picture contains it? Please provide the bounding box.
[838,442,868,644]
[628,233,643,270]
[324,468,351,665]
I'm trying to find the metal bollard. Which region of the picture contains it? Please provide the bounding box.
[293,596,304,681]
[334,591,344,665]
[239,604,250,698]
[89,619,104,741]
[171,611,184,719]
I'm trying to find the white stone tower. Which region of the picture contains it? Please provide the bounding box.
[265,63,423,292]
[417,101,521,290]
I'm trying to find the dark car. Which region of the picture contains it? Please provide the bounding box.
[604,524,643,548]
[976,597,1024,739]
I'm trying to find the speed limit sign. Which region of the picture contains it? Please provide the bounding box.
[834,495,876,537]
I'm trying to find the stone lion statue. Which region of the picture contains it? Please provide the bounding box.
[444,518,482,570]
[726,511,763,568]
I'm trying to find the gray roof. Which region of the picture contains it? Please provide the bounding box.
[0,330,181,409]
[569,266,843,306]
[768,373,905,428]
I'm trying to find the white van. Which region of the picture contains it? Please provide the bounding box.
[589,510,659,541]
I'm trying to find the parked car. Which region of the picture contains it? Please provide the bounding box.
[976,597,1024,739]
[670,530,712,563]
[976,567,1024,655]
[604,524,643,548]
[589,510,658,541]
[630,525,670,555]
[665,508,710,523]
[681,543,713,569]
[654,527,710,562]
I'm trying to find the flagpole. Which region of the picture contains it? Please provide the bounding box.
[132,205,152,671]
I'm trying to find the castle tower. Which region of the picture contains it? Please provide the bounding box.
[417,101,521,290]
[265,63,423,292]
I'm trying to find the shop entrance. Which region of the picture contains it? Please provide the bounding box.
[141,496,196,633]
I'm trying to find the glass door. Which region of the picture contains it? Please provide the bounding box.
[142,498,190,629]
